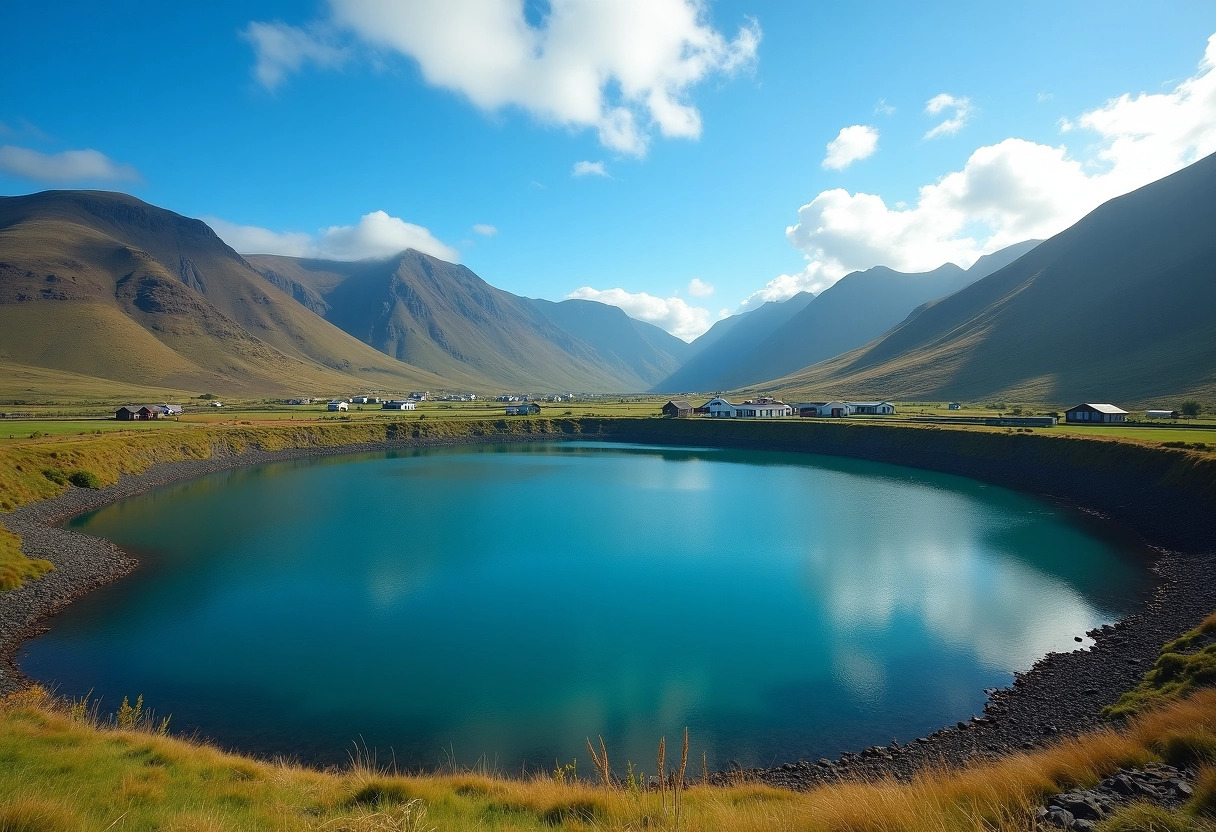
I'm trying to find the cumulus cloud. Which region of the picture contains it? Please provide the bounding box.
[208,210,459,262]
[0,145,140,183]
[241,21,348,90]
[245,0,760,154]
[572,160,608,177]
[687,278,715,297]
[924,93,972,139]
[472,223,497,236]
[565,286,716,341]
[822,124,879,170]
[743,31,1216,308]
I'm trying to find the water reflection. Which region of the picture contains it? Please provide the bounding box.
[35,442,1151,770]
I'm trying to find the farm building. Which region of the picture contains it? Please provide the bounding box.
[327,400,349,412]
[1065,403,1128,423]
[849,401,895,415]
[115,405,159,421]
[382,400,416,410]
[505,403,541,415]
[351,396,380,405]
[948,402,962,410]
[1146,410,1178,419]
[796,402,851,417]
[662,399,693,418]
[157,404,183,416]
[703,397,791,418]
[286,398,312,405]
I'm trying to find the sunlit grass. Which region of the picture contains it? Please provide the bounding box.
[3,684,1216,831]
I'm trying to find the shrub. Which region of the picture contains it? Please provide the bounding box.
[40,467,67,485]
[67,470,102,489]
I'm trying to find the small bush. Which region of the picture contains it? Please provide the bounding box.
[1099,802,1193,832]
[66,470,101,489]
[1154,731,1216,767]
[1193,765,1216,818]
[40,467,67,485]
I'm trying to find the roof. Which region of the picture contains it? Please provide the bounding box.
[665,399,693,409]
[1068,403,1128,414]
[848,401,893,407]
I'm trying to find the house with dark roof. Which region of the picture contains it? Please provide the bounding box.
[115,405,159,421]
[1064,403,1128,423]
[662,399,693,418]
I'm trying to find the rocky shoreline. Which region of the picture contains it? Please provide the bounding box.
[2,433,1215,788]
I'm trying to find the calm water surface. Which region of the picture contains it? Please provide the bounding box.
[23,442,1152,770]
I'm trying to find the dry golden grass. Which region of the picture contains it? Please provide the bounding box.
[3,684,1216,831]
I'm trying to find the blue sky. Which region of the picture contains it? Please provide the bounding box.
[2,1,1215,339]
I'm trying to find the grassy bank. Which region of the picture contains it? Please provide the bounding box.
[2,684,1214,831]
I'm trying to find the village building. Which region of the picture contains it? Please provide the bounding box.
[382,400,416,410]
[702,397,791,418]
[157,404,183,416]
[662,399,693,418]
[286,397,312,405]
[703,397,737,418]
[1064,403,1128,423]
[948,402,962,410]
[795,401,851,417]
[849,401,895,415]
[506,402,541,415]
[327,400,349,411]
[351,396,380,405]
[1146,409,1178,419]
[409,392,430,401]
[115,405,159,421]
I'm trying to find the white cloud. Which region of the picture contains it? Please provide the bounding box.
[744,32,1216,308]
[572,160,608,177]
[246,0,760,155]
[874,99,895,116]
[241,21,348,90]
[822,124,879,170]
[0,145,140,183]
[566,286,716,341]
[472,223,497,236]
[208,210,459,262]
[687,278,715,297]
[924,93,972,139]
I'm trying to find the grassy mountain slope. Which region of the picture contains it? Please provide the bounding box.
[526,297,695,388]
[667,241,1040,394]
[249,253,655,391]
[652,292,815,393]
[0,191,456,396]
[758,153,1216,405]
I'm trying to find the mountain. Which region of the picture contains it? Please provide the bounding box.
[525,298,695,388]
[248,253,658,392]
[651,292,815,393]
[757,152,1216,405]
[654,241,1039,394]
[0,190,456,396]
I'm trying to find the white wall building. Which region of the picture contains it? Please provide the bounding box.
[328,400,349,411]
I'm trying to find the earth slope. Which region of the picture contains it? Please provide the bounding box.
[758,152,1216,405]
[0,191,455,396]
[250,253,661,391]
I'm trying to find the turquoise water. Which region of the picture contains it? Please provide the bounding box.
[23,442,1150,771]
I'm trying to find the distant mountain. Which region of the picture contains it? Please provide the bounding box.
[0,191,454,396]
[758,152,1216,405]
[651,241,1038,394]
[652,292,815,393]
[249,253,659,392]
[526,298,695,388]
[706,240,1041,392]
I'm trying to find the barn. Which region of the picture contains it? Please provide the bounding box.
[662,399,693,418]
[1064,403,1128,423]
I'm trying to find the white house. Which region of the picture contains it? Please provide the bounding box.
[1065,403,1128,423]
[1146,410,1177,419]
[703,397,737,418]
[209,401,224,407]
[328,400,349,411]
[702,397,791,418]
[382,400,416,410]
[351,396,381,405]
[157,404,183,416]
[848,401,895,415]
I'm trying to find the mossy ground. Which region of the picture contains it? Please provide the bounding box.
[1105,612,1216,720]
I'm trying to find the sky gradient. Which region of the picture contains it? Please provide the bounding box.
[3,1,1215,339]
